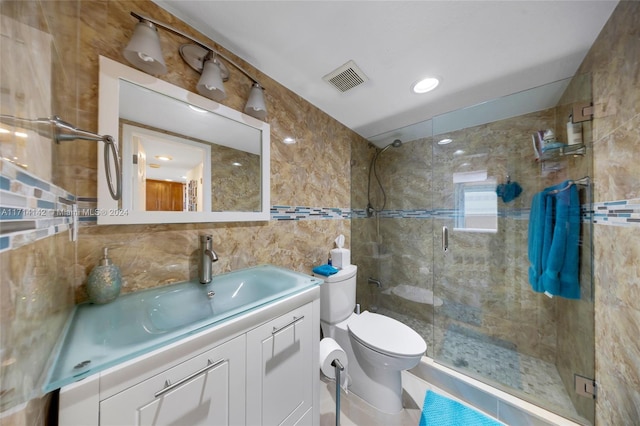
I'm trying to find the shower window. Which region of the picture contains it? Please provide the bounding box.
[453,172,497,233]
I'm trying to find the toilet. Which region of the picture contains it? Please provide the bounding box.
[316,264,426,414]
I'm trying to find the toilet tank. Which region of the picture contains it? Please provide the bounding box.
[315,264,357,324]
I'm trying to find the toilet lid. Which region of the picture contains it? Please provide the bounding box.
[348,311,426,357]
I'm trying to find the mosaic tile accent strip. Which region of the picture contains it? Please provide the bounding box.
[270,206,351,220]
[593,199,640,226]
[353,207,591,221]
[0,160,76,252]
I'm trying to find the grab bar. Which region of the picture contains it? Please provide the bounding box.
[0,114,121,200]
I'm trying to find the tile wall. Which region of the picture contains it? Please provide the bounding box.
[0,1,363,424]
[580,1,640,424]
[0,1,638,425]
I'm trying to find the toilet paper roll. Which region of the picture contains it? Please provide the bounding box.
[319,337,348,384]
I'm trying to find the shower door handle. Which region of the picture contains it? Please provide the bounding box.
[442,226,449,252]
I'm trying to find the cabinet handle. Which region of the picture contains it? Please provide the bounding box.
[272,315,304,335]
[154,358,226,398]
[442,226,449,252]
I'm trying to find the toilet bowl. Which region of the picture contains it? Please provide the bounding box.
[316,265,426,414]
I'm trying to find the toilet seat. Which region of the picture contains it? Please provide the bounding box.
[348,311,426,358]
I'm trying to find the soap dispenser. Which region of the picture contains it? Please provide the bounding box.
[87,247,122,304]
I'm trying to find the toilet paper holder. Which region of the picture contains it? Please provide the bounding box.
[331,359,344,426]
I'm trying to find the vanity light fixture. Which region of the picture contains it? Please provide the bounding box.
[124,11,268,119]
[412,76,440,94]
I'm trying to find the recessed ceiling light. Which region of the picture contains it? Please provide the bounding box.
[438,138,453,145]
[454,149,465,155]
[149,163,161,168]
[412,77,440,94]
[14,131,28,138]
[283,137,296,144]
[232,162,242,167]
[0,128,10,134]
[155,155,172,161]
[164,178,173,182]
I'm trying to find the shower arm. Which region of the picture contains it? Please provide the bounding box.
[0,114,122,200]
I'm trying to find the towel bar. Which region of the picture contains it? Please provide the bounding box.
[547,176,590,195]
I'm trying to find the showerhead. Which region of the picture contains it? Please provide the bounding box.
[379,139,403,154]
[366,138,403,217]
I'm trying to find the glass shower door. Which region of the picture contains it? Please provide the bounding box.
[430,79,595,425]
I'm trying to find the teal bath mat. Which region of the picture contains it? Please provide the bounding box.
[419,391,502,426]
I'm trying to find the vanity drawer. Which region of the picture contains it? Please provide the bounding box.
[99,335,245,426]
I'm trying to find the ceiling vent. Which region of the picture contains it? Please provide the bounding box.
[322,60,369,93]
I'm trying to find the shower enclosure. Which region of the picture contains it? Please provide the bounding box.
[351,75,595,425]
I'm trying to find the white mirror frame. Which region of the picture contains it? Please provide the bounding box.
[97,56,270,224]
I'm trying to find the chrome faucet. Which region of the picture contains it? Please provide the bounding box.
[199,235,218,284]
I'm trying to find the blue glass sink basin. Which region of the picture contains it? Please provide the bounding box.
[43,265,322,392]
[145,266,310,332]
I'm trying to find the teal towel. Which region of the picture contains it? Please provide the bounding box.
[312,264,339,276]
[542,183,580,298]
[496,181,523,203]
[528,180,580,299]
[419,391,502,426]
[527,191,546,292]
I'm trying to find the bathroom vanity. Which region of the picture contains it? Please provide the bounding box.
[53,266,321,426]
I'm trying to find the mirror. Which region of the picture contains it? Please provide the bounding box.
[97,56,270,224]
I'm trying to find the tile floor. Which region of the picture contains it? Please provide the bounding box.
[319,376,421,426]
[378,308,580,420]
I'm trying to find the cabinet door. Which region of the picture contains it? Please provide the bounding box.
[100,335,245,426]
[246,303,313,426]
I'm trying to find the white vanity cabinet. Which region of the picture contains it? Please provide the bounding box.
[58,287,320,426]
[246,302,314,426]
[99,335,245,426]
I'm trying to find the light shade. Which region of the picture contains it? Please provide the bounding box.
[244,83,267,119]
[196,60,227,102]
[123,21,167,75]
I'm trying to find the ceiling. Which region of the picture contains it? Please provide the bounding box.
[153,0,618,147]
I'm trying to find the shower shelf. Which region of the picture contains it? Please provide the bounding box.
[540,143,586,161]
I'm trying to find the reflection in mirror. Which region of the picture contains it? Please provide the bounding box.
[121,123,210,212]
[98,56,270,224]
[119,79,261,213]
